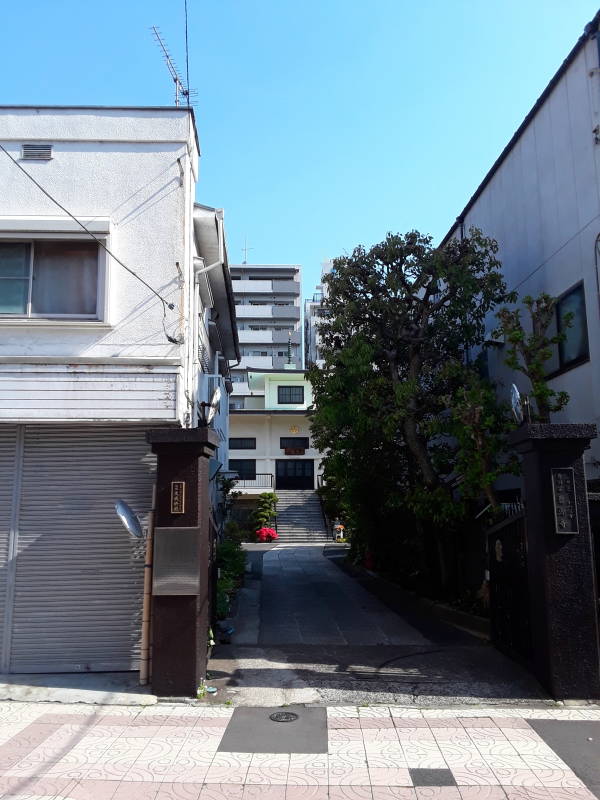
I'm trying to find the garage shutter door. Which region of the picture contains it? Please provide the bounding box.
[8,425,155,673]
[0,426,18,667]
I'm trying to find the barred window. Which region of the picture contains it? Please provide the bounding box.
[278,385,304,404]
[229,438,256,450]
[280,437,309,449]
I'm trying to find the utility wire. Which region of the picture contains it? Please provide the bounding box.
[0,143,176,312]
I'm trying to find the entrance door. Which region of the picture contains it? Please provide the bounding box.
[276,459,314,490]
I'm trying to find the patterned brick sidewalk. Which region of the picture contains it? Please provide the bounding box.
[0,702,598,799]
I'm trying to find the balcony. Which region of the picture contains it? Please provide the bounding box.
[273,330,301,344]
[235,305,272,319]
[238,356,273,369]
[234,280,272,292]
[238,329,273,343]
[232,279,299,295]
[272,355,302,369]
[272,280,300,294]
[273,306,300,320]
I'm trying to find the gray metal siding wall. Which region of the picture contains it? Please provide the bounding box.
[0,426,18,665]
[6,425,155,673]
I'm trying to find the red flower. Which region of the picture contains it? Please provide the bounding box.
[256,527,278,542]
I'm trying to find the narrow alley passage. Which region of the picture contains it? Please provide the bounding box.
[208,545,548,707]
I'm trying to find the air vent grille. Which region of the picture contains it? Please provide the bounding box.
[21,144,53,160]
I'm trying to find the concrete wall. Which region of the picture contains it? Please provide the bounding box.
[229,412,322,491]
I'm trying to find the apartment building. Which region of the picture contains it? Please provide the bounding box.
[230,263,302,408]
[304,260,332,367]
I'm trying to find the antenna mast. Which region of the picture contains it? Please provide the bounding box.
[151,25,191,107]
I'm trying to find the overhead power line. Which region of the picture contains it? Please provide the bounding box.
[0,143,176,313]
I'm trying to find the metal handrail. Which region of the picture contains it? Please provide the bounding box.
[232,473,273,489]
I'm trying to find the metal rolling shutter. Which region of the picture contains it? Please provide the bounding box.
[0,426,18,668]
[9,425,155,673]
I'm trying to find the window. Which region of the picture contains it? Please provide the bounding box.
[557,283,589,370]
[280,436,310,449]
[0,240,99,317]
[278,385,304,404]
[229,437,256,450]
[229,459,256,480]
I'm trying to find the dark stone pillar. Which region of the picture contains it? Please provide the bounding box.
[510,423,600,699]
[146,427,218,697]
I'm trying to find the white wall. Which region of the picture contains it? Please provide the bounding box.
[229,413,322,491]
[0,107,199,425]
[446,37,600,469]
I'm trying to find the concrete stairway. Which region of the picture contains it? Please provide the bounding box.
[275,490,330,543]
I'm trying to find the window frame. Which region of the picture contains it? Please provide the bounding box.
[0,234,107,321]
[277,385,304,404]
[229,437,256,450]
[280,436,310,449]
[546,281,590,378]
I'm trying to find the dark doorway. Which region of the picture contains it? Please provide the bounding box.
[276,459,314,489]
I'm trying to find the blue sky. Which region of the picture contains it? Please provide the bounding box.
[1,1,598,296]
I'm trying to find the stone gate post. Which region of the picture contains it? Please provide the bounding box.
[510,423,600,699]
[146,427,218,697]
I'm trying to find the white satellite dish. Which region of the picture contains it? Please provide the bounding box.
[114,499,144,539]
[510,383,524,425]
[206,386,221,425]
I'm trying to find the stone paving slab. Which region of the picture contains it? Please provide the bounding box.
[0,702,598,799]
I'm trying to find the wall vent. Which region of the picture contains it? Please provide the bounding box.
[21,144,53,160]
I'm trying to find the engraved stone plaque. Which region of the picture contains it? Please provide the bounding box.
[551,467,579,534]
[170,481,186,514]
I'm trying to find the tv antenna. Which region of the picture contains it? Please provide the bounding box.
[151,25,196,107]
[242,238,254,264]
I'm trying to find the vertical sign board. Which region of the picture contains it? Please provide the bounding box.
[551,468,579,534]
[170,481,186,515]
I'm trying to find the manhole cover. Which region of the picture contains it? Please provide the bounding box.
[269,711,299,723]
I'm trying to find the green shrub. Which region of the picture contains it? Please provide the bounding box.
[216,539,246,581]
[252,492,278,530]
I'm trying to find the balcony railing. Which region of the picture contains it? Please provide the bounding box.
[233,473,274,489]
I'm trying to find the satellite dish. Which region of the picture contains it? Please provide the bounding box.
[510,384,524,425]
[206,386,221,425]
[114,500,144,539]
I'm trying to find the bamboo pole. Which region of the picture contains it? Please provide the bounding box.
[139,486,156,686]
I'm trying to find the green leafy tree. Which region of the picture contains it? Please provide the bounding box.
[495,293,571,423]
[317,228,513,518]
[440,363,518,509]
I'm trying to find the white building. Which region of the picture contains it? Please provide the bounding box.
[304,260,332,367]
[228,369,322,493]
[443,11,600,476]
[0,106,239,673]
[229,263,302,408]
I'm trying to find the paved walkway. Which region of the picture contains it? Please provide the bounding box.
[0,701,598,799]
[208,545,547,706]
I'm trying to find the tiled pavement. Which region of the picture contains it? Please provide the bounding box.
[0,703,598,799]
